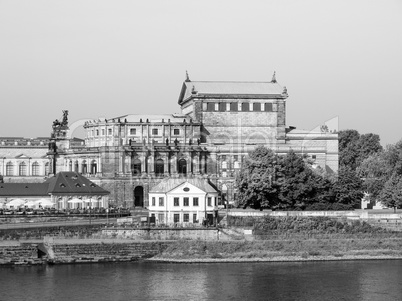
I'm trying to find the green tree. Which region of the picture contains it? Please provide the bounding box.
[378,174,402,212]
[275,151,325,210]
[236,146,280,209]
[339,130,382,170]
[333,167,364,209]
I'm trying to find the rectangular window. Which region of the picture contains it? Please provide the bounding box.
[264,103,273,112]
[230,102,238,112]
[174,214,180,223]
[207,103,215,112]
[193,197,199,206]
[152,197,156,206]
[207,197,212,207]
[183,214,189,222]
[174,197,179,206]
[173,129,180,135]
[108,128,112,135]
[102,129,105,135]
[158,214,164,223]
[312,155,317,160]
[183,197,189,206]
[159,197,164,206]
[242,103,250,112]
[219,102,226,112]
[130,128,136,135]
[253,103,261,111]
[193,213,197,223]
[152,129,158,135]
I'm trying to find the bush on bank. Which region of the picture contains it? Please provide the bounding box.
[229,216,389,235]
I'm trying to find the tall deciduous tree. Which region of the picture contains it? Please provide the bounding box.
[236,146,280,209]
[339,130,382,170]
[332,166,364,208]
[378,174,402,212]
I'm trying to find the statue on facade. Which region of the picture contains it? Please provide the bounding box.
[174,138,179,146]
[166,138,169,145]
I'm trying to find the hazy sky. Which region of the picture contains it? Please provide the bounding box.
[1,0,401,145]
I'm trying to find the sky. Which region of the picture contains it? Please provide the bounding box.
[0,0,401,145]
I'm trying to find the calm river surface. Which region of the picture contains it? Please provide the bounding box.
[1,260,402,301]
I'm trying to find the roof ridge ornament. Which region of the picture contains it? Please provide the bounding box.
[271,71,277,83]
[185,70,191,82]
[282,86,288,96]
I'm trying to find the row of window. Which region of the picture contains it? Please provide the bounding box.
[2,162,49,176]
[205,102,274,112]
[151,213,198,223]
[90,128,181,137]
[151,197,216,207]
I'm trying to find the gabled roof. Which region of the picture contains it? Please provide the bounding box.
[178,80,287,104]
[0,183,49,197]
[149,178,218,194]
[45,172,109,195]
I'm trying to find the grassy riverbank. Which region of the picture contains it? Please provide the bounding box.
[148,237,402,262]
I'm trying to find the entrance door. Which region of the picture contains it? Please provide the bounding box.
[134,186,144,207]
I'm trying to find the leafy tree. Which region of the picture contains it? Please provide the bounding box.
[378,174,402,212]
[236,146,280,209]
[275,151,326,210]
[339,130,382,170]
[332,167,363,209]
[358,152,390,199]
[236,147,336,210]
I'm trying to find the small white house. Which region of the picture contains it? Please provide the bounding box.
[148,178,218,225]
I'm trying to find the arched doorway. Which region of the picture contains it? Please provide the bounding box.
[134,186,144,207]
[178,158,187,175]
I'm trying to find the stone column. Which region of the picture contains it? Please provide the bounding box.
[194,153,200,175]
[186,153,192,176]
[164,153,169,175]
[141,153,147,174]
[200,153,205,174]
[149,152,155,175]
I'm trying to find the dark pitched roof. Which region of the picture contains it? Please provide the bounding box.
[45,172,109,195]
[0,172,109,197]
[0,183,49,197]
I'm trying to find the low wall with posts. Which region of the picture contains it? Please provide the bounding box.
[101,227,246,241]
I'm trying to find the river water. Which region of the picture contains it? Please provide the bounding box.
[1,260,401,301]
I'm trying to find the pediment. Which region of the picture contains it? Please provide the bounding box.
[15,154,30,159]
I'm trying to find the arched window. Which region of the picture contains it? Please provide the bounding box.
[32,162,40,176]
[74,161,79,172]
[230,102,238,111]
[241,102,249,112]
[19,162,27,176]
[82,160,87,174]
[155,159,164,176]
[6,162,13,176]
[132,159,141,176]
[90,160,97,174]
[253,103,261,111]
[178,159,187,175]
[45,162,50,176]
